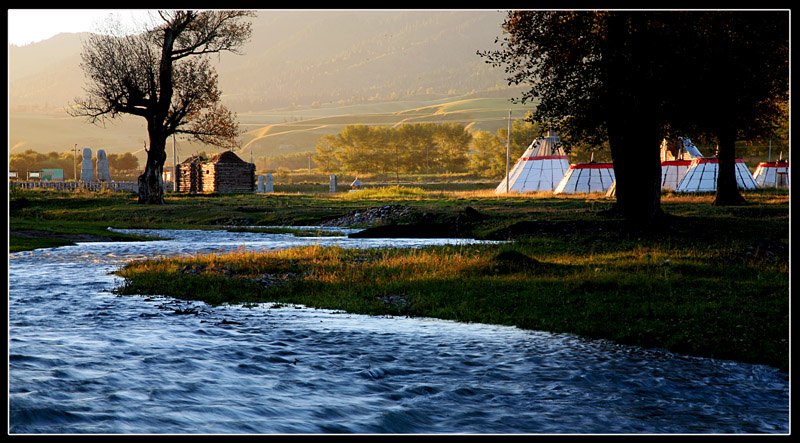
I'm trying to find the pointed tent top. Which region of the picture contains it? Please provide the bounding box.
[682,138,704,159]
[494,130,570,194]
[526,131,566,157]
[661,137,704,161]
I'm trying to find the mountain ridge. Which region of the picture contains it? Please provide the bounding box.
[9,10,526,159]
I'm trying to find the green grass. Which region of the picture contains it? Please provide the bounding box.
[9,185,789,372]
[8,235,75,252]
[113,235,788,372]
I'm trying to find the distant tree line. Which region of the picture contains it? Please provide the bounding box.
[9,149,139,181]
[314,123,473,178]
[257,152,316,173]
[311,120,617,178]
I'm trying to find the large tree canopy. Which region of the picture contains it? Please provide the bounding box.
[480,10,788,220]
[481,11,679,222]
[665,11,789,205]
[70,10,254,204]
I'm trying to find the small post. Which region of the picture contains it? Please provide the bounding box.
[505,110,511,194]
[173,134,178,192]
[329,174,337,193]
[72,144,78,182]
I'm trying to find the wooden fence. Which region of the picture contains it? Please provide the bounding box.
[9,181,174,192]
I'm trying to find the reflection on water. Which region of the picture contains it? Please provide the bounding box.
[8,229,789,434]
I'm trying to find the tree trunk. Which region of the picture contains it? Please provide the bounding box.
[138,126,168,204]
[600,13,665,225]
[713,129,747,206]
[137,25,175,205]
[606,120,665,224]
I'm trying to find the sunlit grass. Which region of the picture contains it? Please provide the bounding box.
[114,229,788,372]
[10,185,788,372]
[336,184,430,200]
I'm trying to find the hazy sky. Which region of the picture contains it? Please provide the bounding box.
[7,9,155,46]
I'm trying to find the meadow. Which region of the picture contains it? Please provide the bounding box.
[8,184,789,372]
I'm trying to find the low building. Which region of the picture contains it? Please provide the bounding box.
[176,151,255,194]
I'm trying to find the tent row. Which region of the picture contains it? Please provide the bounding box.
[494,129,615,195]
[495,131,789,195]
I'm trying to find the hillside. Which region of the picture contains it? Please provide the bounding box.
[8,10,527,162]
[213,10,515,112]
[236,94,534,159]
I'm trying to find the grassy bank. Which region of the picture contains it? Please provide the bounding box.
[8,186,789,372]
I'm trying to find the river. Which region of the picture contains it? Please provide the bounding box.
[8,229,789,434]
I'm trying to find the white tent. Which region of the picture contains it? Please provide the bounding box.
[554,162,615,194]
[495,129,570,194]
[608,137,703,197]
[661,160,694,190]
[752,159,790,188]
[674,158,759,193]
[660,137,704,190]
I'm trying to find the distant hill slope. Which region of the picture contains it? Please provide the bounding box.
[9,10,528,160]
[10,10,513,112]
[236,94,534,159]
[213,10,515,111]
[9,92,534,163]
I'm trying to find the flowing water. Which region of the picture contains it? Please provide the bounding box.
[8,229,789,434]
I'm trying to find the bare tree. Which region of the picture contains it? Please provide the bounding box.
[70,10,254,204]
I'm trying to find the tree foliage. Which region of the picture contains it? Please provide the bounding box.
[9,149,140,181]
[70,10,254,203]
[664,11,789,205]
[313,123,473,175]
[480,11,789,220]
[10,150,79,180]
[312,119,600,179]
[480,11,674,222]
[469,118,545,177]
[106,152,141,172]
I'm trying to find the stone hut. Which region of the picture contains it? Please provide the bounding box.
[176,151,255,194]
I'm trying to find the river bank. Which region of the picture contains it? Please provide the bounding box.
[9,187,790,372]
[10,231,788,433]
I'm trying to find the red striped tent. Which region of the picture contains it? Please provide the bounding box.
[609,137,704,197]
[554,162,615,194]
[752,160,789,188]
[661,160,694,191]
[660,137,704,190]
[495,130,571,194]
[675,158,759,193]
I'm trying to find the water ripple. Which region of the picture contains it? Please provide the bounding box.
[8,229,789,434]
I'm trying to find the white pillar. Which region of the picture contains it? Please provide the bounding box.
[257,174,265,193]
[265,173,274,193]
[81,148,93,182]
[96,149,110,182]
